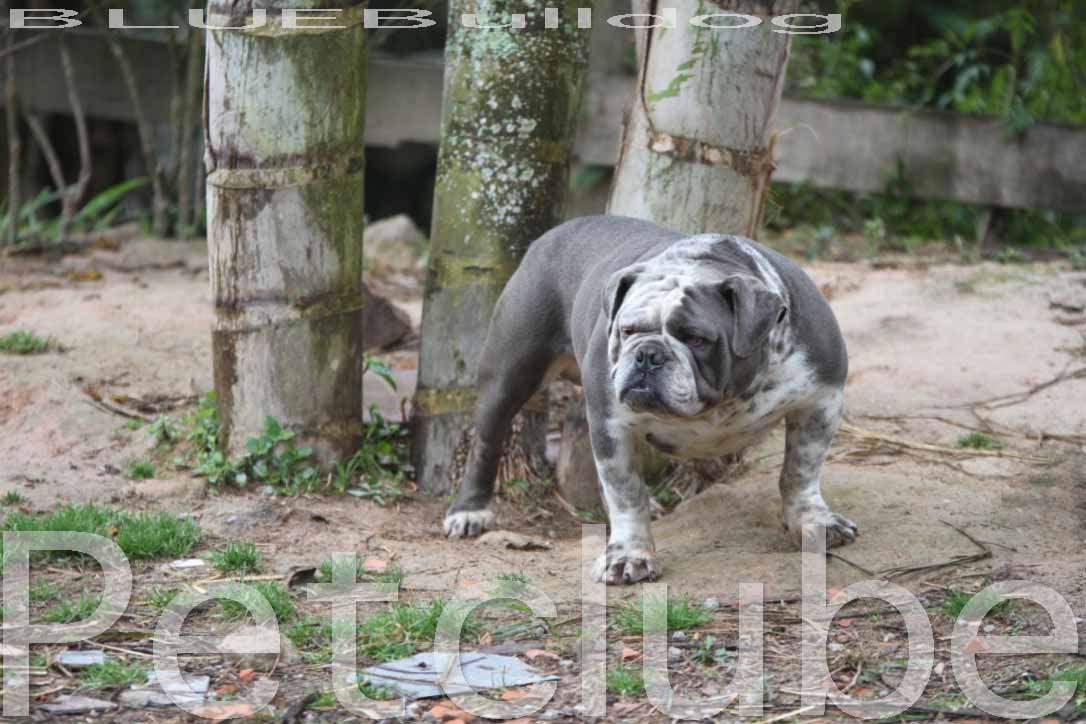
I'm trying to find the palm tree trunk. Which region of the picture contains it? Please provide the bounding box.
[609,0,799,237]
[205,1,367,462]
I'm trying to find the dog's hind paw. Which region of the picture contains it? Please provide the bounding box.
[444,509,494,538]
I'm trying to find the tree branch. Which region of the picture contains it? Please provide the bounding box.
[90,1,170,238]
[5,27,22,246]
[58,37,92,238]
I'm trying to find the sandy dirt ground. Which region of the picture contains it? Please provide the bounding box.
[1,235,1085,722]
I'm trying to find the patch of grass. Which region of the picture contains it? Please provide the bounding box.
[220,582,296,623]
[305,682,395,711]
[1,490,26,506]
[1023,667,1086,711]
[996,248,1027,264]
[1070,251,1086,272]
[187,395,320,494]
[307,691,338,710]
[315,558,403,589]
[692,634,729,667]
[3,506,201,560]
[612,593,713,636]
[491,571,531,599]
[121,419,144,432]
[500,477,530,499]
[124,460,156,480]
[607,666,645,696]
[0,330,57,355]
[185,392,412,500]
[147,415,180,450]
[358,679,398,700]
[332,407,410,504]
[940,589,1015,620]
[957,432,1001,450]
[358,599,480,663]
[576,507,607,524]
[145,586,179,611]
[41,591,101,624]
[114,512,201,560]
[30,577,60,603]
[209,541,263,575]
[79,660,147,690]
[286,618,332,662]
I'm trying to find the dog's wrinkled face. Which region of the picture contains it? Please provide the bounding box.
[604,262,786,417]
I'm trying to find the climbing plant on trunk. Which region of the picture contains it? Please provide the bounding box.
[205,1,367,462]
[413,1,590,493]
[609,0,800,237]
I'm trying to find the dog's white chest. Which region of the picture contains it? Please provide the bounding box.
[626,350,818,460]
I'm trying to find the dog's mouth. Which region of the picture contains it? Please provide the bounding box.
[619,377,662,411]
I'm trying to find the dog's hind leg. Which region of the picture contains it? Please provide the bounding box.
[443,294,560,538]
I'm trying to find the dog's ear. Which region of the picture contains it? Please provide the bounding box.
[721,275,786,358]
[603,265,643,337]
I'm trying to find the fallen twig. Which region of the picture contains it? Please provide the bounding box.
[955,365,1086,410]
[837,423,1049,465]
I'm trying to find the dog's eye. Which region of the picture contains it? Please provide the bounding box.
[621,327,635,337]
[686,336,706,349]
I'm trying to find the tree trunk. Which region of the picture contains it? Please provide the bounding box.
[205,1,367,462]
[413,1,590,494]
[177,27,204,238]
[555,0,800,510]
[4,27,20,247]
[608,0,799,237]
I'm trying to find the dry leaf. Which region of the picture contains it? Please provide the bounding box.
[66,270,103,282]
[191,703,253,720]
[524,649,559,661]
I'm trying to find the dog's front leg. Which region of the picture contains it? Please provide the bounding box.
[779,388,858,549]
[588,415,659,584]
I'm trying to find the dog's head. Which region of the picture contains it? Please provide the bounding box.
[604,262,786,417]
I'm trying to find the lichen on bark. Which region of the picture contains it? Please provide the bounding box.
[413,0,591,493]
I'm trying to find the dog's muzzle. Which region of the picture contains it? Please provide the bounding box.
[619,341,670,410]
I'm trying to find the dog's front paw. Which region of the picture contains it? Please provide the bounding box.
[444,509,494,538]
[785,506,858,550]
[592,542,660,585]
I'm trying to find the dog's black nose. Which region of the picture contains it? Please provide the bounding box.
[635,342,667,371]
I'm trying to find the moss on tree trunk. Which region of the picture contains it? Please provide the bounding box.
[205,1,367,462]
[414,0,590,493]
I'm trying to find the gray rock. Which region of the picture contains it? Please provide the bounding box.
[671,631,687,642]
[363,284,413,352]
[41,695,117,715]
[119,688,201,708]
[55,650,107,668]
[220,625,298,669]
[668,646,683,662]
[146,671,211,695]
[702,597,721,612]
[363,214,425,270]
